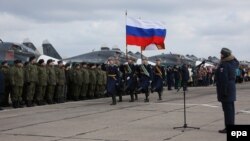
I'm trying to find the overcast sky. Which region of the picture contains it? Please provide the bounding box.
[0,0,249,60]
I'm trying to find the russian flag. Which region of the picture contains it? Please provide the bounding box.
[126,17,167,50]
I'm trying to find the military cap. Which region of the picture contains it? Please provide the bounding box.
[221,47,232,57]
[96,63,101,67]
[65,63,71,67]
[57,60,63,65]
[24,61,29,66]
[75,63,80,67]
[14,59,22,64]
[38,59,44,64]
[114,57,120,60]
[1,61,8,65]
[29,56,36,62]
[156,58,161,61]
[47,59,54,64]
[81,62,87,65]
[108,57,114,60]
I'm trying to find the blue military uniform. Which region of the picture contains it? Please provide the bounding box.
[107,64,119,105]
[137,64,152,102]
[215,48,239,133]
[173,66,181,89]
[151,65,166,100]
[167,67,174,90]
[116,64,124,102]
[124,63,137,102]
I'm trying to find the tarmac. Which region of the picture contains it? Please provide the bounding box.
[0,83,250,141]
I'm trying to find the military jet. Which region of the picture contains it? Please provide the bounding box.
[0,39,40,62]
[148,53,196,66]
[41,42,137,64]
[0,39,64,64]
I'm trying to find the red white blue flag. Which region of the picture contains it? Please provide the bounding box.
[126,17,166,50]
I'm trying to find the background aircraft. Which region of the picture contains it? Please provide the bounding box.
[148,53,196,66]
[0,39,40,63]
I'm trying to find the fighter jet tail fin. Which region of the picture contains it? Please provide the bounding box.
[42,40,62,60]
[23,39,41,55]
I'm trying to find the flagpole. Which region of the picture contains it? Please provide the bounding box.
[140,47,143,64]
[125,10,128,61]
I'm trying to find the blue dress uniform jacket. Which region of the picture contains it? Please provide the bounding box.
[152,65,166,92]
[115,65,123,90]
[107,65,119,96]
[216,58,239,102]
[125,64,137,91]
[138,64,152,93]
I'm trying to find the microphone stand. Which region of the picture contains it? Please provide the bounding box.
[173,83,200,132]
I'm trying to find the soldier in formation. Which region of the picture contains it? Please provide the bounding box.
[114,57,124,102]
[10,60,24,108]
[151,58,166,100]
[24,56,38,107]
[70,63,82,101]
[124,57,137,102]
[46,59,56,104]
[0,61,11,107]
[55,61,66,103]
[80,62,89,100]
[35,59,47,105]
[106,57,119,105]
[136,57,152,102]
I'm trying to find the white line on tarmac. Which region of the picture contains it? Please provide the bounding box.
[154,102,219,108]
[239,110,250,114]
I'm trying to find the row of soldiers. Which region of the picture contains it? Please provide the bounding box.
[0,56,107,108]
[0,56,168,108]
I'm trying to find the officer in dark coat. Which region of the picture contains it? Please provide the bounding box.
[124,57,137,102]
[151,58,166,100]
[106,57,119,105]
[0,70,4,110]
[215,48,239,134]
[137,57,152,102]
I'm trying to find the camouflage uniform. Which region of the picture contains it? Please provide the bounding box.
[46,65,56,104]
[24,63,38,105]
[65,66,71,100]
[55,66,66,103]
[0,65,11,106]
[10,65,24,108]
[36,65,47,105]
[88,67,96,99]
[95,67,103,98]
[70,66,82,100]
[80,67,89,100]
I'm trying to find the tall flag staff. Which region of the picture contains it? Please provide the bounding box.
[125,10,128,61]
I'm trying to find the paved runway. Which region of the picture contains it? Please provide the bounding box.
[0,83,250,141]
